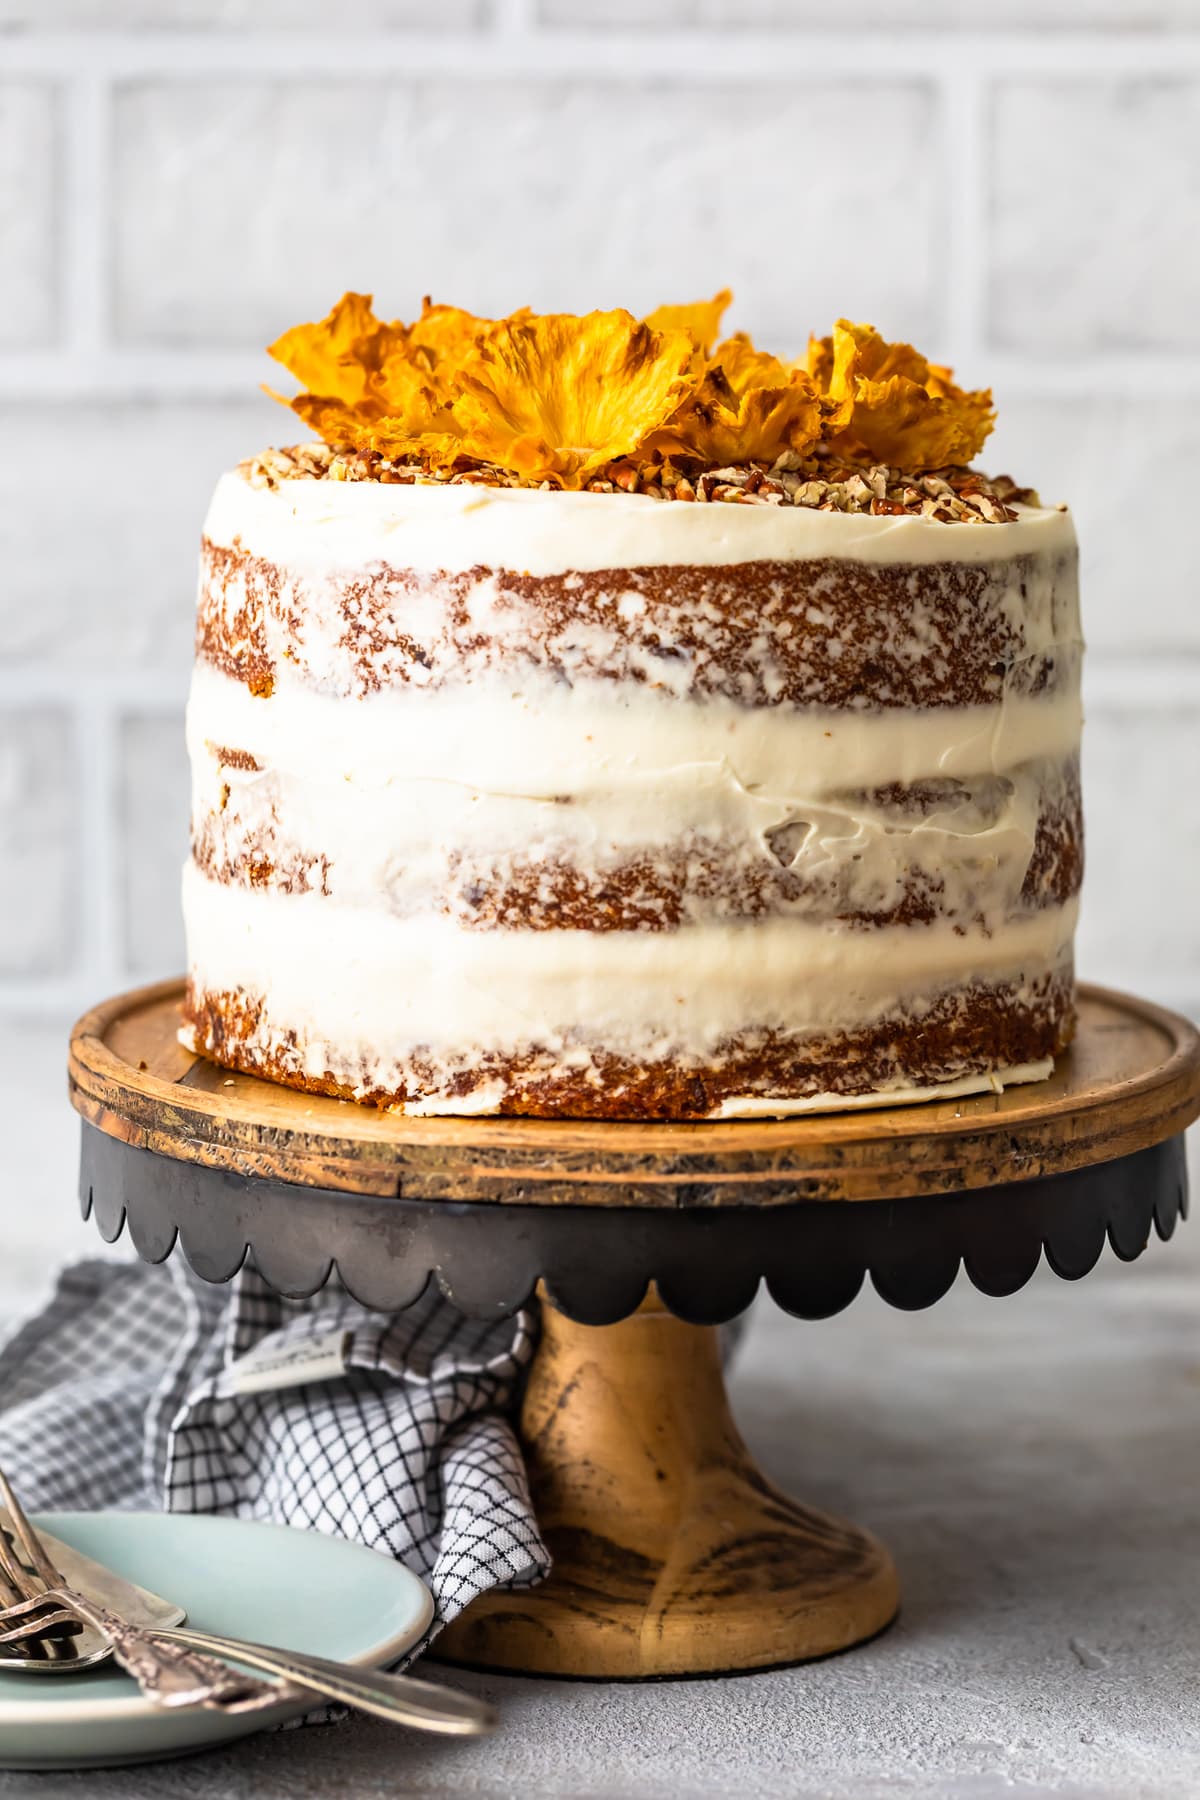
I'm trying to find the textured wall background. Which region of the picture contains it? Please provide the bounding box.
[1,0,1199,1041]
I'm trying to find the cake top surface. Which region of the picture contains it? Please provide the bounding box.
[209,461,1075,577]
[249,290,1057,529]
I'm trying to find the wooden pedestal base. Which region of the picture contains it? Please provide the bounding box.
[435,1292,899,1679]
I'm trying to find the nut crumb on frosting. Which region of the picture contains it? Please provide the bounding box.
[241,442,1045,525]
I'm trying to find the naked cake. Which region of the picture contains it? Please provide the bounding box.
[181,293,1082,1119]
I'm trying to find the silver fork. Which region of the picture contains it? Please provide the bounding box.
[0,1471,497,1734]
[0,1471,284,1713]
[0,1527,110,1672]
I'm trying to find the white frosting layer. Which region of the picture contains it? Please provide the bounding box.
[188,661,1080,801]
[206,468,1076,578]
[190,662,1074,931]
[184,861,1077,1059]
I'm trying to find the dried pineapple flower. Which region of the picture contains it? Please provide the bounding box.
[265,291,1007,493]
[645,289,732,357]
[406,299,496,390]
[806,319,994,470]
[640,327,824,466]
[641,366,824,468]
[449,310,698,488]
[268,291,394,409]
[710,332,792,396]
[267,291,489,456]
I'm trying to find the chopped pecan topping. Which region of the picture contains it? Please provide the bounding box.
[239,441,1045,526]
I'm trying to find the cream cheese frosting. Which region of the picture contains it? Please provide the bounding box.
[188,664,1075,933]
[187,663,1081,804]
[204,467,1076,578]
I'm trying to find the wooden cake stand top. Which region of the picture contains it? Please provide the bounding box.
[69,979,1200,1207]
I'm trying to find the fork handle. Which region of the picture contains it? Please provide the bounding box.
[51,1588,271,1711]
[149,1627,496,1735]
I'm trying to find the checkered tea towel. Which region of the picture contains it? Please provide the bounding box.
[0,1257,549,1665]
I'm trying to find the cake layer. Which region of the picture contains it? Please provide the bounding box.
[200,468,1079,713]
[186,661,1081,806]
[198,537,1080,710]
[192,741,1081,931]
[188,654,1081,934]
[183,860,1076,1059]
[182,941,1074,1122]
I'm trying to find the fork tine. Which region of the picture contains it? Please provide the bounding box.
[0,1607,82,1643]
[0,1591,66,1622]
[0,1468,62,1587]
[0,1526,30,1605]
[0,1515,60,1616]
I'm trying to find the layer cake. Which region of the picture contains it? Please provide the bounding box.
[181,298,1082,1119]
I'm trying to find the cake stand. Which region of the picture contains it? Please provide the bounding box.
[68,981,1199,1680]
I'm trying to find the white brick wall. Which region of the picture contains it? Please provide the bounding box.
[985,394,1200,656]
[990,80,1200,352]
[113,78,940,350]
[0,711,77,978]
[1,6,1198,1027]
[0,401,270,671]
[1079,699,1200,987]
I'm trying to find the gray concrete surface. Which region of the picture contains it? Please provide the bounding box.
[0,1022,1196,1797]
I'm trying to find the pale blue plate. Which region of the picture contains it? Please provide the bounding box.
[0,1512,433,1769]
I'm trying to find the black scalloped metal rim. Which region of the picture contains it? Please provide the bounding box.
[79,1125,1188,1326]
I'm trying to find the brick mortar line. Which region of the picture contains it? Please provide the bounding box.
[4,30,1200,78]
[492,0,536,30]
[0,675,190,708]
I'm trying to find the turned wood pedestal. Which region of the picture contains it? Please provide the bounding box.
[69,982,1199,1679]
[435,1291,898,1677]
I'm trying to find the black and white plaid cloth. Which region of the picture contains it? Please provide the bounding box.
[0,1257,549,1667]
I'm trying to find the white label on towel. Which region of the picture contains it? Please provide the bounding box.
[223,1328,352,1396]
